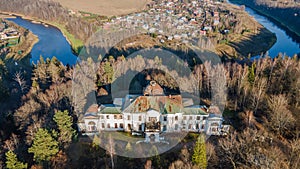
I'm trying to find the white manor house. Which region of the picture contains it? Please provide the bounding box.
[78,81,230,141]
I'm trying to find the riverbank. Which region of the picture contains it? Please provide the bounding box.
[0,11,83,54]
[215,3,276,58]
[229,0,300,38]
[46,21,84,54]
[0,14,15,19]
[216,27,276,58]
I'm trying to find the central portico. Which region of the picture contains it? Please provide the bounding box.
[145,109,160,131]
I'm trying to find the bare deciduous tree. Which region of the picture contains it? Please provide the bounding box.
[106,134,115,169]
[251,77,267,114]
[268,94,295,135]
[206,142,216,164]
[210,64,227,113]
[288,138,300,169]
[13,71,27,94]
[4,133,19,151]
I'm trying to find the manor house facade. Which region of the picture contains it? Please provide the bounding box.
[78,81,229,141]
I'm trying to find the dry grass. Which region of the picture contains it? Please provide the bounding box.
[214,3,276,58]
[53,0,149,16]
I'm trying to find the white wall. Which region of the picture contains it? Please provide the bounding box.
[123,113,147,131]
[98,114,124,131]
[205,117,222,135]
[84,112,226,136]
[181,115,209,132]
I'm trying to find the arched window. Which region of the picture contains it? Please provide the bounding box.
[88,121,96,131]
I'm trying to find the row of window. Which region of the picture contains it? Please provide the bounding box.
[163,116,207,121]
[88,121,208,131]
[162,124,205,130]
[100,114,208,121]
[98,123,205,130]
[182,124,205,130]
[182,116,207,121]
[101,123,124,129]
[100,114,123,120]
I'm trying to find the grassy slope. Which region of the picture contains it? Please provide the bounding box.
[23,19,84,54]
[48,22,84,54]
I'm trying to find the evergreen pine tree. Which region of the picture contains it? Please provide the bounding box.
[150,145,160,168]
[248,62,256,85]
[5,150,27,169]
[31,79,40,93]
[92,134,101,149]
[124,142,133,157]
[28,128,59,164]
[0,59,9,100]
[125,142,132,152]
[104,61,114,83]
[53,110,76,148]
[192,134,207,168]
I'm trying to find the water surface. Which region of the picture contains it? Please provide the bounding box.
[8,16,77,65]
[228,1,300,58]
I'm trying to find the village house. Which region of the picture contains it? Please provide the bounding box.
[78,81,230,142]
[0,21,20,47]
[101,0,234,44]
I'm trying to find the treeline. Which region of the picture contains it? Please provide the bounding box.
[94,53,300,109]
[1,54,210,169]
[1,53,300,168]
[93,54,300,168]
[216,55,300,168]
[0,18,38,144]
[0,57,75,168]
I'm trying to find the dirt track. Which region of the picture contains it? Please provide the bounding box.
[53,0,149,16]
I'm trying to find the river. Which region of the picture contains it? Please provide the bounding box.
[228,1,300,58]
[7,16,77,65]
[6,4,300,63]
